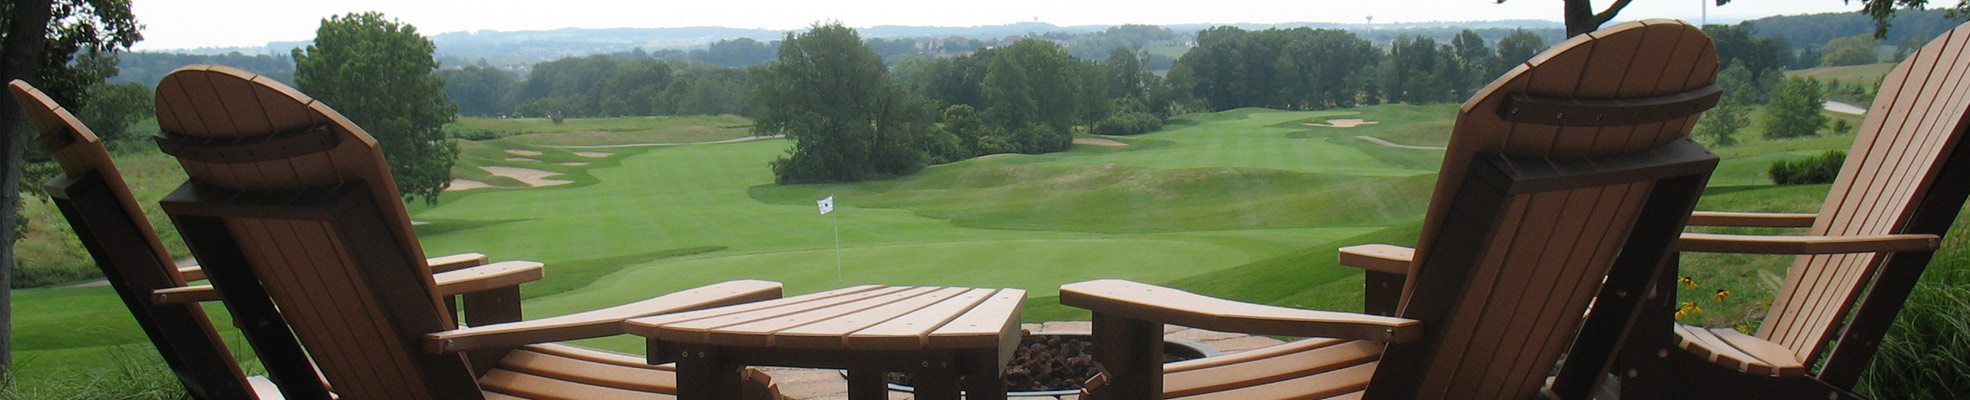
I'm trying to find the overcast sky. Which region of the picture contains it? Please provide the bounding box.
[132,0,1864,50]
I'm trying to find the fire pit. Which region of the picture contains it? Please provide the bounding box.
[879,331,1219,396]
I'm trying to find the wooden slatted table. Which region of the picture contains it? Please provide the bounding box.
[626,285,1026,400]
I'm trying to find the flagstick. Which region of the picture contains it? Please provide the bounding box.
[832,210,843,283]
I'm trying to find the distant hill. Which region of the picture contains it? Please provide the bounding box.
[1745,9,1959,49]
[137,20,1567,68]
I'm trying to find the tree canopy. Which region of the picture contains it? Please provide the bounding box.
[0,0,141,370]
[292,12,458,204]
[1762,77,1828,139]
[754,23,936,183]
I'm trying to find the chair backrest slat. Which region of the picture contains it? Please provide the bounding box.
[7,81,259,400]
[155,65,475,399]
[1371,20,1720,400]
[1761,23,1970,362]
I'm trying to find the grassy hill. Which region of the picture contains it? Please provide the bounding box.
[1786,62,1897,85]
[5,102,1901,394]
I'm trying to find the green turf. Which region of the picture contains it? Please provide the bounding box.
[450,115,758,146]
[5,103,1880,382]
[1787,62,1897,85]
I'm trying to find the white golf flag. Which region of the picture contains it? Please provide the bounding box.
[818,196,834,215]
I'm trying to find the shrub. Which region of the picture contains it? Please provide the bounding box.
[1858,207,1970,399]
[1768,150,1846,185]
[1092,111,1163,136]
[444,126,507,141]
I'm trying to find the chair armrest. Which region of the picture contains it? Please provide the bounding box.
[1677,232,1940,254]
[173,252,489,282]
[422,279,783,353]
[1685,211,1817,228]
[1059,279,1420,343]
[426,252,490,273]
[152,285,221,305]
[433,261,541,296]
[153,260,546,306]
[177,265,205,282]
[1338,244,1412,274]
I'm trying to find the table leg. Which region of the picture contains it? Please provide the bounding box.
[963,349,1008,400]
[675,344,743,400]
[913,352,962,400]
[846,368,888,400]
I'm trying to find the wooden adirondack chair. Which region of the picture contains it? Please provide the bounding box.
[1062,20,1721,400]
[10,79,577,399]
[144,64,786,400]
[1587,21,1970,400]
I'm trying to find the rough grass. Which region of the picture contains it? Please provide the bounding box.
[449,115,756,146]
[13,146,188,288]
[1786,62,1897,85]
[17,103,1962,392]
[1856,205,1970,398]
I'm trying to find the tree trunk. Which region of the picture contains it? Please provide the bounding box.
[0,0,55,372]
[1565,0,1599,37]
[1564,0,1636,37]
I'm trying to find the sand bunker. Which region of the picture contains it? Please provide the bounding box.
[559,161,590,166]
[1305,118,1381,128]
[481,166,572,187]
[447,179,492,191]
[574,152,613,158]
[1073,137,1128,147]
[506,157,537,162]
[505,149,543,156]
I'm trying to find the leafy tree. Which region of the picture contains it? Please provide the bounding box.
[1383,36,1448,103]
[293,12,459,204]
[1704,23,1785,77]
[1822,34,1882,67]
[693,38,775,67]
[1762,77,1828,139]
[0,0,141,369]
[1695,62,1755,147]
[1075,58,1112,131]
[939,104,985,156]
[919,50,992,109]
[73,81,151,142]
[438,66,517,116]
[593,60,672,116]
[1451,30,1499,96]
[982,39,1081,153]
[1177,27,1377,110]
[754,23,936,183]
[667,67,751,116]
[1496,29,1548,71]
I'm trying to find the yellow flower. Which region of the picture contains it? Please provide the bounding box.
[1675,301,1703,320]
[1679,276,1699,289]
[1732,322,1754,335]
[1714,289,1732,302]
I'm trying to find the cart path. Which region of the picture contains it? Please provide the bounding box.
[1356,135,1446,150]
[541,134,784,149]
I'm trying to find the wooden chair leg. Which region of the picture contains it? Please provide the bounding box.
[1091,312,1163,400]
[913,352,960,400]
[963,348,1009,400]
[462,286,523,375]
[845,368,887,400]
[676,344,744,400]
[1364,270,1405,316]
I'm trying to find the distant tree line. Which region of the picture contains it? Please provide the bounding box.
[756,23,1184,183]
[438,56,755,119]
[1693,21,1863,148]
[1173,26,1548,111]
[110,51,296,86]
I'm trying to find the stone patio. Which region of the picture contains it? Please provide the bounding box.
[762,321,1289,400]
